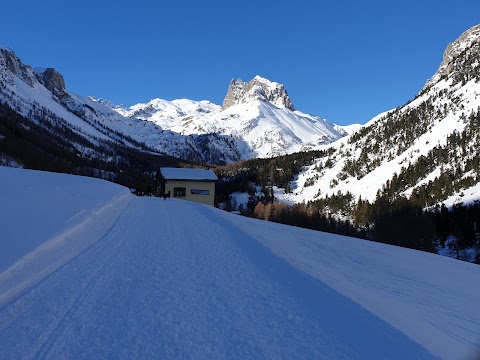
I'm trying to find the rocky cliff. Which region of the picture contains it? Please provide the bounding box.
[427,24,480,87]
[222,75,295,111]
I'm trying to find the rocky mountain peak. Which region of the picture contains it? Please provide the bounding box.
[0,47,37,87]
[427,24,480,86]
[222,75,295,111]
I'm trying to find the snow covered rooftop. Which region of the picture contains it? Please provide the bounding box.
[160,167,218,181]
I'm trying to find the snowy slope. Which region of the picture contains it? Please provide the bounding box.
[282,24,480,205]
[0,167,130,273]
[1,166,479,359]
[287,82,480,205]
[0,167,131,306]
[335,122,363,136]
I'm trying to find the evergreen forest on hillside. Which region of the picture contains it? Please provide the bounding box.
[0,102,184,189]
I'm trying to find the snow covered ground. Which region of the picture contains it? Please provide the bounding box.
[0,167,479,359]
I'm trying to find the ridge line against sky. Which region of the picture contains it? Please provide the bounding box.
[1,1,480,126]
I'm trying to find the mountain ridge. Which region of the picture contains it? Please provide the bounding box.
[108,76,346,160]
[0,44,345,165]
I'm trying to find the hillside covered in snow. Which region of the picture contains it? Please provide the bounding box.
[284,24,480,207]
[0,166,479,359]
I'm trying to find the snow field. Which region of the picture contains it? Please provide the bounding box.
[0,195,435,359]
[0,168,479,359]
[0,166,132,305]
[218,210,480,360]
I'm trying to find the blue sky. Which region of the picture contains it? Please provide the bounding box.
[1,1,479,125]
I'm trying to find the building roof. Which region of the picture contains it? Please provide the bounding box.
[160,167,218,181]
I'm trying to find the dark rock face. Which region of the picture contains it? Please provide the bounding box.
[34,68,66,99]
[222,76,295,111]
[34,67,78,112]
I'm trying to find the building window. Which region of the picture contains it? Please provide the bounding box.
[173,187,186,197]
[191,189,209,195]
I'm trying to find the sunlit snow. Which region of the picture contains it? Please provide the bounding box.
[0,166,479,359]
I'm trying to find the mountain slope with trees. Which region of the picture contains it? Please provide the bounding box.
[284,24,480,212]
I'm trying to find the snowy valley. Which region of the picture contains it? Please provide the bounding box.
[2,25,480,212]
[2,24,480,213]
[1,24,480,266]
[2,7,480,360]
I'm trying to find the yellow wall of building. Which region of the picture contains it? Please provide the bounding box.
[164,180,216,206]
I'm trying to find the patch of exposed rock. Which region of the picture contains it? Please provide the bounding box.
[222,75,295,111]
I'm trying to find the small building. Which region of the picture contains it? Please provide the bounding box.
[160,167,218,206]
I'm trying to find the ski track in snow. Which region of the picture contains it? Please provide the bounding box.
[0,197,438,359]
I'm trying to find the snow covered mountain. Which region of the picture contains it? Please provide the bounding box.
[0,45,245,167]
[282,24,480,207]
[111,75,345,160]
[1,166,479,359]
[0,45,344,167]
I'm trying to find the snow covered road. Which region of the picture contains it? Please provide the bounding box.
[0,196,439,359]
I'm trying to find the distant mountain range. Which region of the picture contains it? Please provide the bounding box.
[101,75,347,161]
[0,48,347,166]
